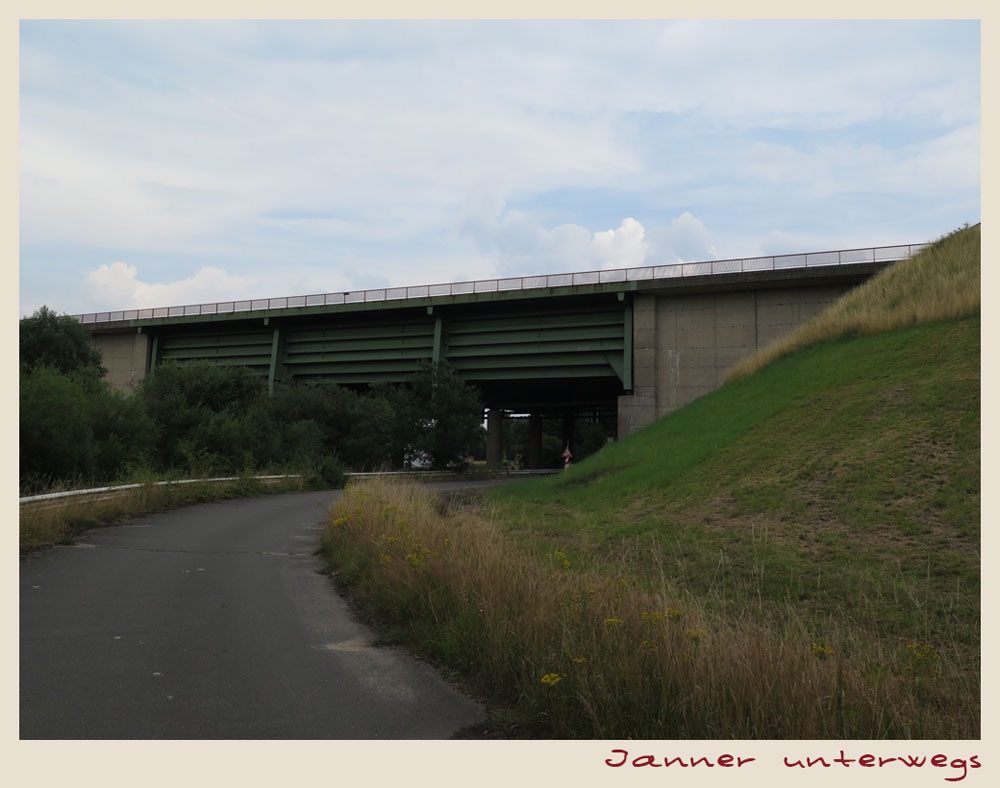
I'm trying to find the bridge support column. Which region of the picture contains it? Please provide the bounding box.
[526,413,543,469]
[617,294,659,437]
[486,409,504,467]
[89,330,152,391]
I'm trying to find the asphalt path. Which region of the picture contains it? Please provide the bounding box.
[19,487,488,739]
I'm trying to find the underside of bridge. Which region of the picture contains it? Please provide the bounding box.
[139,290,631,467]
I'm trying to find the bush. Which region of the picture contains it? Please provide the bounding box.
[20,367,97,489]
[139,362,272,473]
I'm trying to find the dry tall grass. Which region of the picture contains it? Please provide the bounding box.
[322,477,975,738]
[727,224,981,382]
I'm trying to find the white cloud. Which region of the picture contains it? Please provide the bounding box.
[80,258,441,313]
[648,212,718,263]
[758,230,812,257]
[593,218,648,269]
[84,263,253,310]
[462,204,653,275]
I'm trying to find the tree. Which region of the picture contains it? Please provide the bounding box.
[398,361,484,470]
[20,306,105,377]
[19,366,97,489]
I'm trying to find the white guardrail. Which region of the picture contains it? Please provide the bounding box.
[18,470,559,507]
[73,243,928,326]
[19,475,302,507]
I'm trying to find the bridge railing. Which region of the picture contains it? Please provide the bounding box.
[74,242,927,326]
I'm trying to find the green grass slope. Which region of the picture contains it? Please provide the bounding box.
[496,224,980,662]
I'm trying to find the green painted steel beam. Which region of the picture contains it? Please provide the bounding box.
[459,366,618,381]
[290,324,436,342]
[432,315,444,363]
[144,288,632,391]
[267,324,289,394]
[148,334,159,377]
[157,332,273,348]
[451,354,620,372]
[445,327,624,348]
[622,301,633,390]
[446,308,622,331]
[287,337,434,353]
[446,341,624,360]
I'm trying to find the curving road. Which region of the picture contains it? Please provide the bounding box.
[19,489,486,739]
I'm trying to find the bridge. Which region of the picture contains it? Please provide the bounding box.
[78,242,926,466]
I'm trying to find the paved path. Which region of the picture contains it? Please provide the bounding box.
[19,489,486,739]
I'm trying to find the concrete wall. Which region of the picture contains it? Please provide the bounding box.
[90,331,149,392]
[618,284,851,435]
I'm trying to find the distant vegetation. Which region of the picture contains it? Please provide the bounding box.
[19,306,485,494]
[321,224,980,739]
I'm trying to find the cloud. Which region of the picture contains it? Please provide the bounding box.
[647,212,718,263]
[592,218,648,269]
[461,201,652,275]
[84,262,253,310]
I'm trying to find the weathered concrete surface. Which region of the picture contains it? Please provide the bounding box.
[89,329,149,391]
[617,284,852,434]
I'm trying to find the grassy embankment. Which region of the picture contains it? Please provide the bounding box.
[320,225,981,739]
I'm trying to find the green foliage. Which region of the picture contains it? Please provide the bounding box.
[20,342,482,488]
[19,363,157,490]
[19,366,98,489]
[87,376,157,480]
[393,360,485,470]
[139,362,271,473]
[269,382,394,471]
[20,306,105,377]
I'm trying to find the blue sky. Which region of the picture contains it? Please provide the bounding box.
[18,19,981,317]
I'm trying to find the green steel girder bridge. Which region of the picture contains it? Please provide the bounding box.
[78,242,926,463]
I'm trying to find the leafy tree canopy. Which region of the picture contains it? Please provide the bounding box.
[402,361,484,470]
[20,306,104,377]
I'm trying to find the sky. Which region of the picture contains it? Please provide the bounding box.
[18,18,982,317]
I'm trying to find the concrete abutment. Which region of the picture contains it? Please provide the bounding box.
[616,284,854,435]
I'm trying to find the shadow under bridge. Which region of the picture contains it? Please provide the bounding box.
[147,290,632,469]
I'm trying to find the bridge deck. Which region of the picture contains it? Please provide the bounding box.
[79,242,927,435]
[74,243,925,327]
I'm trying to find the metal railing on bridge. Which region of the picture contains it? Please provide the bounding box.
[74,242,927,326]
